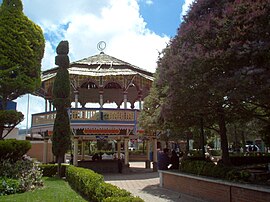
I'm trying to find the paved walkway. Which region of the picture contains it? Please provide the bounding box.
[103,162,206,202]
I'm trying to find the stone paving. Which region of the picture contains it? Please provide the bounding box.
[103,162,207,202]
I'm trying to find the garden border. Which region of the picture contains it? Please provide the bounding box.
[159,170,270,202]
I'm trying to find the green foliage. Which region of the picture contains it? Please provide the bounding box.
[226,169,251,183]
[261,124,270,147]
[180,159,225,177]
[0,177,20,196]
[52,41,71,168]
[52,111,71,157]
[0,110,23,127]
[0,157,43,193]
[95,182,131,200]
[66,165,139,202]
[209,150,221,156]
[0,110,24,139]
[0,139,31,162]
[139,75,165,133]
[180,159,251,182]
[0,0,45,139]
[228,156,270,166]
[0,0,45,101]
[52,68,71,109]
[66,165,104,201]
[39,164,67,177]
[154,0,270,166]
[103,196,144,202]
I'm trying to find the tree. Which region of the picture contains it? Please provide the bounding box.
[52,41,71,177]
[0,0,45,139]
[157,0,270,165]
[138,71,165,134]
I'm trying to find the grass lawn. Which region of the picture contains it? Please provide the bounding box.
[0,177,87,202]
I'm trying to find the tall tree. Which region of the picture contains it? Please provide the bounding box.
[157,0,270,165]
[0,0,45,139]
[52,41,71,177]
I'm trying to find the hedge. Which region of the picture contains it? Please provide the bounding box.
[0,139,31,162]
[229,156,270,166]
[39,164,67,177]
[180,159,251,182]
[103,196,144,202]
[66,165,141,202]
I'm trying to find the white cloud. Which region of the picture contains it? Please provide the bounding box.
[16,0,170,129]
[181,0,195,20]
[145,0,154,5]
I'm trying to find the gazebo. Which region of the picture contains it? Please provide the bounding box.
[31,49,159,172]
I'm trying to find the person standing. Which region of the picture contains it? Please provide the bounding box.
[169,150,179,169]
[158,148,170,170]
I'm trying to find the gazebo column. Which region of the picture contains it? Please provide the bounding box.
[74,90,79,108]
[145,139,150,168]
[152,137,158,172]
[117,139,121,159]
[43,138,48,163]
[124,137,129,166]
[81,140,85,160]
[45,99,48,112]
[49,100,52,112]
[99,90,104,108]
[73,137,79,166]
[123,92,127,109]
[138,94,142,111]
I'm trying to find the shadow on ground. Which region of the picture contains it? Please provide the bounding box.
[103,169,158,181]
[141,184,182,202]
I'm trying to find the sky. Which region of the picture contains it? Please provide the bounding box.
[0,0,195,129]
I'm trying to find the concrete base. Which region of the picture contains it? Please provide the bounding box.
[152,162,158,172]
[145,160,151,169]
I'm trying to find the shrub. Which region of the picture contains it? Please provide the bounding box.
[209,150,221,156]
[95,182,131,201]
[0,139,31,162]
[66,165,142,202]
[229,156,270,166]
[0,157,43,193]
[66,165,104,201]
[180,159,251,182]
[103,196,144,202]
[0,177,20,196]
[39,164,67,177]
[18,157,43,192]
[226,169,251,182]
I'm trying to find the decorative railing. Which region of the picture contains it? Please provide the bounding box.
[31,108,139,127]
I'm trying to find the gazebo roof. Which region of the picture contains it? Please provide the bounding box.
[42,52,154,82]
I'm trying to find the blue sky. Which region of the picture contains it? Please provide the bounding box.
[0,0,194,129]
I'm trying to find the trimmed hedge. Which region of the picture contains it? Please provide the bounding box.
[39,164,67,177]
[103,196,144,202]
[66,165,141,202]
[180,159,251,182]
[229,156,270,166]
[0,139,31,162]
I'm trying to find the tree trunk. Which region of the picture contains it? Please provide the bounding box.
[234,124,239,152]
[185,135,190,156]
[241,131,246,152]
[200,117,205,158]
[218,108,231,166]
[0,126,4,140]
[57,155,62,178]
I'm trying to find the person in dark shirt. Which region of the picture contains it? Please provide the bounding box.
[158,148,170,170]
[169,150,179,169]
